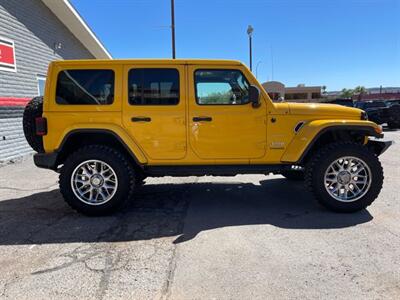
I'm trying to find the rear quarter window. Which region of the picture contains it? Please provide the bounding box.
[56,69,115,105]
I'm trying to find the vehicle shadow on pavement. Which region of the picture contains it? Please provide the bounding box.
[0,178,372,246]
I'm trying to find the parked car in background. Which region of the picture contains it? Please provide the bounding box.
[354,101,388,125]
[354,100,388,110]
[385,101,400,129]
[386,100,400,107]
[354,100,400,129]
[327,98,354,107]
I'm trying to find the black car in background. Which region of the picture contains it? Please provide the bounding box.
[354,100,400,129]
[328,98,354,107]
[386,100,400,107]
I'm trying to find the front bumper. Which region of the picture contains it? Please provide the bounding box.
[33,152,59,170]
[367,139,393,156]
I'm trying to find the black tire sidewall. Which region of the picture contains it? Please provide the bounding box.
[60,146,133,216]
[23,97,44,153]
[310,144,383,212]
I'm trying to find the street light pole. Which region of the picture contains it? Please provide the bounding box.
[247,25,254,71]
[171,0,176,59]
[249,35,252,71]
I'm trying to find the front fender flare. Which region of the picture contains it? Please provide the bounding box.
[281,120,382,163]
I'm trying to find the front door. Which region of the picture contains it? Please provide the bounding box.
[188,66,267,160]
[122,65,186,160]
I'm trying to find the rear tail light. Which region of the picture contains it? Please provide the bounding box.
[35,117,47,136]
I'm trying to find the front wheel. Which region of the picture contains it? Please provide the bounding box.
[59,145,135,216]
[305,143,383,213]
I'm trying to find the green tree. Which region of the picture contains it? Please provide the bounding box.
[340,88,354,98]
[353,86,367,100]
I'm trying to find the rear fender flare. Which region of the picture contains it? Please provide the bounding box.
[56,125,147,165]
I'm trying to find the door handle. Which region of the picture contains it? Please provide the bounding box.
[131,116,151,122]
[193,116,212,122]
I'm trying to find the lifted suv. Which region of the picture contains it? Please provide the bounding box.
[23,59,392,215]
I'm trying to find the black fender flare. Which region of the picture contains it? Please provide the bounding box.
[296,125,383,164]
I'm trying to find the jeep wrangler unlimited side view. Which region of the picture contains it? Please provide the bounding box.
[23,59,392,216]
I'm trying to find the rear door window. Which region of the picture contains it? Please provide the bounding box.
[56,69,115,105]
[128,68,179,105]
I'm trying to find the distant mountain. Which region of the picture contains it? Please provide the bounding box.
[365,87,400,94]
[327,87,400,95]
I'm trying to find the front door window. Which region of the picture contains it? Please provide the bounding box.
[194,70,250,105]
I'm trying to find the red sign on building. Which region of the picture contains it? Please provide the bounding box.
[0,37,16,72]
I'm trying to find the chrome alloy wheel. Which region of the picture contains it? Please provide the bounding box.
[324,156,372,202]
[71,160,118,205]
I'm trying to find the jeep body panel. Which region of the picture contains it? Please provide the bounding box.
[43,120,148,164]
[186,64,268,161]
[41,59,385,168]
[121,63,187,160]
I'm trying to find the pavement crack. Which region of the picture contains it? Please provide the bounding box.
[95,249,120,300]
[160,182,193,300]
[0,276,21,298]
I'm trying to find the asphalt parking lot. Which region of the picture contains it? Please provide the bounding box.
[0,130,399,300]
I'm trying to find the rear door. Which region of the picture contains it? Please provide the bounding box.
[122,65,186,160]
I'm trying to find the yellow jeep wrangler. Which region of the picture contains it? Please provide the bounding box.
[23,59,392,215]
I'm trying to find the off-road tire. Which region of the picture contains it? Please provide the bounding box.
[23,96,44,153]
[281,169,305,181]
[59,145,135,216]
[305,142,383,213]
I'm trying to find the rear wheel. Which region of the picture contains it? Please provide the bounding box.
[305,142,383,212]
[59,145,135,216]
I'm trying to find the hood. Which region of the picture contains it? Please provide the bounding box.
[288,103,363,119]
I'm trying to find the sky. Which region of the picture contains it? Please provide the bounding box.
[71,0,399,91]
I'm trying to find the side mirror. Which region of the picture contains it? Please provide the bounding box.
[249,85,261,108]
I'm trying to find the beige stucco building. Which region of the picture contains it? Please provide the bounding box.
[262,81,323,102]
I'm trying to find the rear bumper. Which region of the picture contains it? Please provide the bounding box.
[367,139,393,156]
[33,152,58,170]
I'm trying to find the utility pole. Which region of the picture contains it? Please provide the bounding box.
[171,0,176,59]
[247,25,253,71]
